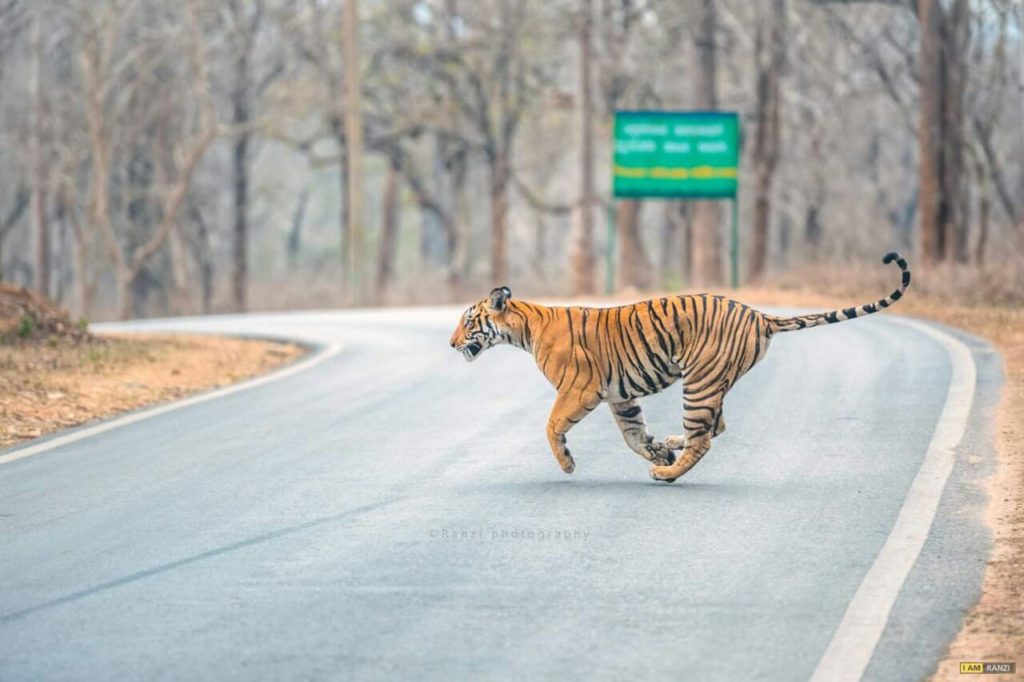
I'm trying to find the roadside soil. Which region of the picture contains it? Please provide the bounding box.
[0,334,306,450]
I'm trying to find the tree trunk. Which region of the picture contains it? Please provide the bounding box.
[917,0,969,266]
[376,160,400,299]
[230,49,251,312]
[31,11,48,297]
[448,153,470,287]
[72,236,92,317]
[976,185,990,267]
[342,0,364,304]
[944,0,970,264]
[690,0,721,286]
[749,0,786,282]
[190,207,214,314]
[336,125,350,278]
[0,186,29,283]
[751,185,770,280]
[490,152,510,284]
[616,199,652,290]
[570,0,595,295]
[918,0,941,264]
[117,270,134,320]
[421,138,449,269]
[169,225,191,314]
[287,189,309,271]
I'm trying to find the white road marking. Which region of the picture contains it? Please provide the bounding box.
[0,342,344,467]
[810,318,977,682]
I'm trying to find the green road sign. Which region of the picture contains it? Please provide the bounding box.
[613,110,739,199]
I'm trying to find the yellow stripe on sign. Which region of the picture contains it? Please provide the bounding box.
[614,165,738,180]
[692,165,738,179]
[960,662,983,674]
[613,166,647,178]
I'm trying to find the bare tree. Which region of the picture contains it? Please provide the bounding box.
[690,0,722,286]
[749,0,787,281]
[595,0,652,290]
[72,0,219,318]
[0,184,28,278]
[343,0,366,302]
[221,0,282,312]
[375,158,400,297]
[570,0,596,295]
[918,0,970,264]
[820,0,975,266]
[30,4,48,295]
[391,0,555,283]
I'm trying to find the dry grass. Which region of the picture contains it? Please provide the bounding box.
[0,334,306,449]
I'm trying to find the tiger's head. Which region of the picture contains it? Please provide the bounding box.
[449,286,513,362]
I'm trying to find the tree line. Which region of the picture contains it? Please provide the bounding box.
[0,0,1020,319]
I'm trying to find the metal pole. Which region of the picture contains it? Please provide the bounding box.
[605,200,616,294]
[730,195,739,289]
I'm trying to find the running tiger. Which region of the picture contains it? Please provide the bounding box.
[449,252,911,483]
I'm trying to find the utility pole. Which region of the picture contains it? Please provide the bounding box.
[342,0,364,304]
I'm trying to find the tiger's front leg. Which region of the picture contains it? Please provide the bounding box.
[546,392,598,474]
[608,400,676,467]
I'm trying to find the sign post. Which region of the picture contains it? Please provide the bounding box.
[605,200,617,294]
[610,110,741,291]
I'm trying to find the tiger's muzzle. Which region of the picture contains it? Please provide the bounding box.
[458,341,483,362]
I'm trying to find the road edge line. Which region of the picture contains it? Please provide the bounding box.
[809,318,977,682]
[0,341,344,467]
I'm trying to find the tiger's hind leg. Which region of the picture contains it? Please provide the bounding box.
[713,414,726,438]
[651,393,723,483]
[663,413,724,449]
[608,400,676,467]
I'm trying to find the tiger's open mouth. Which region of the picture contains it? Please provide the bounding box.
[459,342,482,362]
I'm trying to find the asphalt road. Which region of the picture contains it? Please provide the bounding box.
[0,305,1002,681]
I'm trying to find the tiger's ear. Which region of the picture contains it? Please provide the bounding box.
[488,286,512,311]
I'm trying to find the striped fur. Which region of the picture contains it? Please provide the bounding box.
[449,252,911,482]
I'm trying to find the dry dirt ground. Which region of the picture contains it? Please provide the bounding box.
[1,282,305,450]
[0,335,305,450]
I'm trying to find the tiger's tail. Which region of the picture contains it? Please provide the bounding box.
[765,252,910,335]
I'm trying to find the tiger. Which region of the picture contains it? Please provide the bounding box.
[449,252,911,483]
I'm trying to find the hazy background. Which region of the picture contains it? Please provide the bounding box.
[0,0,1020,320]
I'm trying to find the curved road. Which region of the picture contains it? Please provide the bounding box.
[0,305,1001,681]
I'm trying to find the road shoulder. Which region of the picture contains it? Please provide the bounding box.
[1,333,307,452]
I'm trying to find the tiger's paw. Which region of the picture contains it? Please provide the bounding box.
[646,441,677,467]
[648,464,679,484]
[664,435,686,450]
[559,453,576,474]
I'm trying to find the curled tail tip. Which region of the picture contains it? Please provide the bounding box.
[882,250,911,290]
